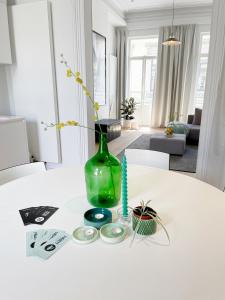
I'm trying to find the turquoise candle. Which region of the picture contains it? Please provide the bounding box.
[122,155,128,217]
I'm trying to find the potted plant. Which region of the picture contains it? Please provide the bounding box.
[121,97,136,129]
[130,200,170,246]
[165,126,174,137]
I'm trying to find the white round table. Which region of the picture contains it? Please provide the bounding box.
[1,165,225,300]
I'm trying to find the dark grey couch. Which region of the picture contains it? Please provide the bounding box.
[186,115,200,145]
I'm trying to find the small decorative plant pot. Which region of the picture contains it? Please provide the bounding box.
[165,126,174,137]
[132,206,157,236]
[166,133,173,138]
[122,119,132,129]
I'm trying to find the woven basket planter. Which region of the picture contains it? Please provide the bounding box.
[132,206,157,236]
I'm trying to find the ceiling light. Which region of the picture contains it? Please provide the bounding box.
[162,0,181,46]
[162,35,182,46]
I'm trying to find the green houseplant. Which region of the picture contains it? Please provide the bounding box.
[121,97,137,129]
[43,55,121,208]
[130,200,170,246]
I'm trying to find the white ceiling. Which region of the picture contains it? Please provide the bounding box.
[110,0,213,13]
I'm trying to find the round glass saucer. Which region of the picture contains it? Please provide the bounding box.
[72,226,99,244]
[100,223,127,244]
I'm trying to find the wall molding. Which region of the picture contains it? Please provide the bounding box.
[81,0,95,160]
[126,5,212,32]
[102,0,125,20]
[53,0,94,164]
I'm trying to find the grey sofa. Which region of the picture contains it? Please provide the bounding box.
[186,114,200,145]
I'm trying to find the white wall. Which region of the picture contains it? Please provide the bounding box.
[6,0,95,166]
[0,1,12,63]
[0,66,10,114]
[92,0,126,119]
[0,0,11,115]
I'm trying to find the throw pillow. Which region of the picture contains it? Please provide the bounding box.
[168,122,190,135]
[192,108,202,125]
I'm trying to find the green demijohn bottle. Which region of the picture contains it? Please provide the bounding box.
[85,133,122,208]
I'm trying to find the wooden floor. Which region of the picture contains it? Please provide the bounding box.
[108,127,162,156]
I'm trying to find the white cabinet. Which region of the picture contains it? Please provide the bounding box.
[0,116,30,170]
[0,2,12,64]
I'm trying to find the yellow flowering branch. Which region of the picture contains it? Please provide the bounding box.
[42,54,103,135]
[41,121,101,134]
[60,54,100,123]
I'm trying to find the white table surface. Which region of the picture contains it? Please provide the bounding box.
[1,165,225,300]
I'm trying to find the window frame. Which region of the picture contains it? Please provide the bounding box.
[193,32,210,110]
[127,36,159,107]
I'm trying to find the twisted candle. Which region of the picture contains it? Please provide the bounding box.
[122,155,128,217]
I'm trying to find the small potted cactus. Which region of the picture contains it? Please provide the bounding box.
[132,202,157,236]
[131,200,170,245]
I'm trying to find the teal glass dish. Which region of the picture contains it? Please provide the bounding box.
[84,208,112,229]
[85,133,122,208]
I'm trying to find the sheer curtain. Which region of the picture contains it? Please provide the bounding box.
[151,24,198,127]
[197,0,225,190]
[116,27,127,118]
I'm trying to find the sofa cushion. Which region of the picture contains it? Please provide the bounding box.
[187,114,194,124]
[149,134,186,155]
[192,108,202,125]
[186,124,200,145]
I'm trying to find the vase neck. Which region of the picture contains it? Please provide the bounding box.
[98,133,109,154]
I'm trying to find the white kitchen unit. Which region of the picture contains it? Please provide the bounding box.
[0,116,30,170]
[0,1,12,64]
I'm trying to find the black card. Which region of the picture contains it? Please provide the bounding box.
[19,207,39,225]
[19,206,58,225]
[28,206,59,225]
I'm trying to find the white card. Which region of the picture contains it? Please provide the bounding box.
[36,231,70,260]
[26,230,41,257]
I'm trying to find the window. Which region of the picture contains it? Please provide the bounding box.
[193,33,210,109]
[128,37,158,125]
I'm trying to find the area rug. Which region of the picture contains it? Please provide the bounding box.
[117,134,198,173]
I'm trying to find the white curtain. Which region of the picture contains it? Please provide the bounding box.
[197,0,225,190]
[116,27,127,118]
[151,25,198,127]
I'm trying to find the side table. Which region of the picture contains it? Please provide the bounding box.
[95,119,121,143]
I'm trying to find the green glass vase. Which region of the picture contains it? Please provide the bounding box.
[85,133,122,208]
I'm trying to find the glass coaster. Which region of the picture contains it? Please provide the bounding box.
[72,226,99,244]
[100,223,127,244]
